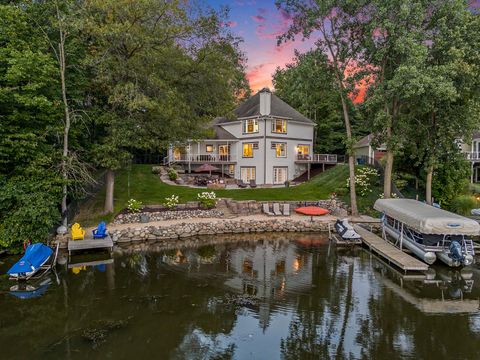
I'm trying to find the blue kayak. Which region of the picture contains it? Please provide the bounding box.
[7,243,53,280]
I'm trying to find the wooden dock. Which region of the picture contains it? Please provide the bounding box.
[354,225,429,272]
[68,235,114,256]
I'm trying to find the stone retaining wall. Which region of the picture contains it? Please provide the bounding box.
[114,209,223,225]
[111,218,333,243]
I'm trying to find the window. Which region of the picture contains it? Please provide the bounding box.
[206,144,214,153]
[243,143,255,157]
[229,165,235,175]
[273,142,287,157]
[243,119,259,133]
[272,119,287,133]
[297,144,310,160]
[273,167,288,184]
[241,167,256,182]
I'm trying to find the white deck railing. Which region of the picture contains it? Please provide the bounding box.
[296,154,345,163]
[466,152,480,161]
[171,154,237,163]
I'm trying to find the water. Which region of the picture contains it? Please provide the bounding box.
[1,232,480,360]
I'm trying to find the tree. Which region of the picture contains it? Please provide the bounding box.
[84,0,249,213]
[0,4,63,249]
[274,49,352,154]
[276,0,366,216]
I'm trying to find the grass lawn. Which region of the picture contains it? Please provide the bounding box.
[75,163,381,226]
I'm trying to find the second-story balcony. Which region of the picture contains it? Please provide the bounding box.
[466,152,480,161]
[295,154,345,163]
[172,153,237,163]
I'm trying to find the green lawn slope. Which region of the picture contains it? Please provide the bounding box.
[75,164,380,225]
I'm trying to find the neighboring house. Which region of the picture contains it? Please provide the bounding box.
[353,134,386,165]
[165,88,340,185]
[458,131,480,183]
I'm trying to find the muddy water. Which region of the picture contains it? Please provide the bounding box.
[1,232,480,359]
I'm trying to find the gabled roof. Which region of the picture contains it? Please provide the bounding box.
[353,134,374,148]
[217,88,314,124]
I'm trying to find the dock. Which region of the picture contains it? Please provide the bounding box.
[68,235,114,256]
[354,225,429,272]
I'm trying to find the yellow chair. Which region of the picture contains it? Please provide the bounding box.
[71,223,85,240]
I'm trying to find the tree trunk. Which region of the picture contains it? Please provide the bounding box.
[104,170,115,214]
[58,13,70,227]
[383,147,394,198]
[340,94,358,216]
[425,165,434,205]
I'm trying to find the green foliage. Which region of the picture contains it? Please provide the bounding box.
[273,49,363,154]
[346,167,379,196]
[432,154,470,207]
[197,191,217,209]
[450,195,477,216]
[163,195,179,210]
[168,168,178,181]
[126,199,143,213]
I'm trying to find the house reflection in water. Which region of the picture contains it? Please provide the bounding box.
[225,239,312,299]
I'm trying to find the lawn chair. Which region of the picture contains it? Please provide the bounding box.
[282,203,291,216]
[263,203,275,216]
[237,179,248,188]
[249,179,257,188]
[71,223,85,241]
[273,203,282,216]
[92,221,107,239]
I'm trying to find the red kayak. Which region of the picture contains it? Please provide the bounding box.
[295,206,329,216]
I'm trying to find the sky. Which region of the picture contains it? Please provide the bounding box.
[206,0,480,94]
[206,0,316,92]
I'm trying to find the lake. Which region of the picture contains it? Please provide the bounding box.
[1,232,480,359]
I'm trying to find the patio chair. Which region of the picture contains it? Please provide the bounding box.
[237,179,248,188]
[282,203,291,216]
[249,179,257,188]
[92,221,107,239]
[71,223,85,241]
[273,203,282,216]
[263,203,275,216]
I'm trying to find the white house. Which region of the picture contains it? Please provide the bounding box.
[165,88,341,185]
[458,131,480,183]
[353,133,386,165]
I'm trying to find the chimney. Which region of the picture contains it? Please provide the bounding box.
[259,88,271,116]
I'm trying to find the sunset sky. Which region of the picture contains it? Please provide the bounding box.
[207,0,480,93]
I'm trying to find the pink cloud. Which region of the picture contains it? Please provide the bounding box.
[252,15,266,23]
[247,63,276,91]
[224,20,237,27]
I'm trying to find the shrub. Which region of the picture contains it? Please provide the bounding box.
[164,195,179,210]
[168,168,178,181]
[151,166,162,174]
[450,195,477,216]
[197,191,217,209]
[346,167,379,196]
[334,186,348,196]
[127,198,143,213]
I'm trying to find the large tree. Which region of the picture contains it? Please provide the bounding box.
[84,0,250,213]
[276,0,367,216]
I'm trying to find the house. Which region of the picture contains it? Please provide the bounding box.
[458,131,480,183]
[353,133,386,165]
[165,88,341,185]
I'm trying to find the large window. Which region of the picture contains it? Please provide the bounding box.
[243,143,258,157]
[272,142,287,157]
[273,167,288,184]
[241,167,256,182]
[206,144,214,153]
[297,144,310,160]
[272,119,287,133]
[243,119,259,133]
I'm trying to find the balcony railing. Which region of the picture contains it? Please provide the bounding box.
[466,152,480,161]
[295,154,345,163]
[172,154,236,163]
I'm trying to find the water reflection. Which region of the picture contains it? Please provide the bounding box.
[1,233,480,359]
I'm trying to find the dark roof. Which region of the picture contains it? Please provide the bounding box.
[353,134,374,148]
[213,124,237,139]
[217,88,314,124]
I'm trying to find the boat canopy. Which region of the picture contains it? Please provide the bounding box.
[7,243,53,275]
[374,199,480,235]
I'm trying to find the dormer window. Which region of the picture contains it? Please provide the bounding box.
[243,119,258,134]
[272,119,287,133]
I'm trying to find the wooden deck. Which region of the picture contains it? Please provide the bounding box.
[354,225,429,272]
[68,235,114,256]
